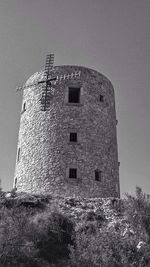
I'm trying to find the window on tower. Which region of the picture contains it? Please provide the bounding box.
[14,177,17,189]
[95,170,102,182]
[70,132,77,142]
[69,168,77,179]
[68,87,80,103]
[17,148,20,162]
[22,102,26,113]
[100,95,104,102]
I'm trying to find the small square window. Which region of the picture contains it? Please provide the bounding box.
[100,95,104,102]
[69,168,77,179]
[17,148,20,162]
[22,102,26,113]
[23,102,26,111]
[70,132,77,142]
[95,170,102,182]
[68,87,80,103]
[14,178,17,189]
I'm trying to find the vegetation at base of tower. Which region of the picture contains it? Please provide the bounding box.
[69,188,150,267]
[0,187,149,266]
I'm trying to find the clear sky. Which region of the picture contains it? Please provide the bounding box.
[0,0,150,197]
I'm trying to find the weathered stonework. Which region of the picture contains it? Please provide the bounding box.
[14,65,120,198]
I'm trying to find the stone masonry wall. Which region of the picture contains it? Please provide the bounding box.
[14,66,120,198]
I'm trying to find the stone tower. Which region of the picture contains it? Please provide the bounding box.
[14,57,120,198]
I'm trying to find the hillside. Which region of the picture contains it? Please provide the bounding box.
[0,188,149,266]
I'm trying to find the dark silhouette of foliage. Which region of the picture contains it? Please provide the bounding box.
[29,211,74,264]
[0,204,73,266]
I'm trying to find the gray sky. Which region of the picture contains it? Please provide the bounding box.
[0,0,150,196]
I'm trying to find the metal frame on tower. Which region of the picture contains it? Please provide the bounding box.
[39,54,57,111]
[16,53,82,111]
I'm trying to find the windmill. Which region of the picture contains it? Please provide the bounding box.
[16,54,81,111]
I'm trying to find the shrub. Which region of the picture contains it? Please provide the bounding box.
[0,207,41,266]
[29,211,74,265]
[124,187,150,241]
[0,206,74,266]
[69,188,150,267]
[69,226,150,267]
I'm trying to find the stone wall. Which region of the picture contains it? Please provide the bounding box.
[14,65,120,198]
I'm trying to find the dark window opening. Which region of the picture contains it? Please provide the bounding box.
[68,87,80,103]
[100,95,104,102]
[22,102,26,113]
[17,148,20,162]
[70,132,77,142]
[95,170,102,182]
[23,102,26,111]
[15,178,17,188]
[69,168,77,179]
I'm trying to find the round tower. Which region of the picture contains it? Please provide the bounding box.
[14,65,120,198]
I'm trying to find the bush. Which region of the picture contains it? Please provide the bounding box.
[0,207,41,266]
[29,211,74,265]
[125,187,150,241]
[69,188,150,267]
[69,226,150,267]
[0,205,74,266]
